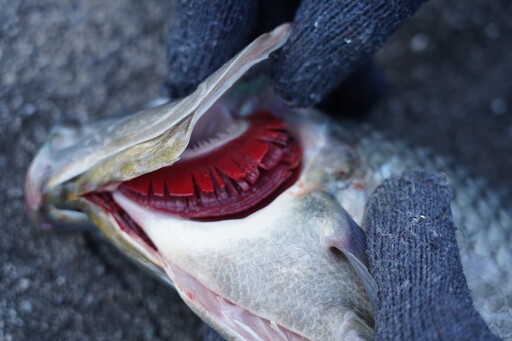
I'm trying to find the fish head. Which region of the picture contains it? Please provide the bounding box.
[25,24,374,340]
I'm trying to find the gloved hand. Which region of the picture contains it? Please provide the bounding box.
[164,0,428,108]
[364,171,501,341]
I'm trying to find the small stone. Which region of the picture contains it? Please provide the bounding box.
[490,98,507,115]
[17,277,31,292]
[20,103,37,117]
[56,276,66,286]
[19,300,33,313]
[0,155,8,167]
[7,188,23,198]
[10,95,24,110]
[410,33,429,53]
[84,294,94,305]
[94,265,105,276]
[484,22,500,40]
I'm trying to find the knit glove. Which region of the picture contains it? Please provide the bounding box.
[164,0,428,108]
[364,170,501,341]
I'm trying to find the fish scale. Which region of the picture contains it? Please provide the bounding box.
[326,123,512,338]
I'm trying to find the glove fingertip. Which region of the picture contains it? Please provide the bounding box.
[165,0,258,99]
[272,0,429,107]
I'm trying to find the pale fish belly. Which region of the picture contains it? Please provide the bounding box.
[327,123,512,340]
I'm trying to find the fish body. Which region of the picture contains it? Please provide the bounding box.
[25,24,512,340]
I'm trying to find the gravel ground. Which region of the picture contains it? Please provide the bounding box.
[1,1,511,340]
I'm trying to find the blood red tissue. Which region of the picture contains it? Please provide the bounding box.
[120,111,302,219]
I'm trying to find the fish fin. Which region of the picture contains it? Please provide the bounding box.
[327,212,378,309]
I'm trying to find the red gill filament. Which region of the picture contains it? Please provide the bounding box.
[119,111,302,220]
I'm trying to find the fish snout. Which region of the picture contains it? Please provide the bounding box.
[24,145,52,229]
[24,123,93,230]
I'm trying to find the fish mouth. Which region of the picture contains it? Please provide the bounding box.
[81,109,308,341]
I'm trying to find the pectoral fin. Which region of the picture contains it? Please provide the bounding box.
[327,212,378,310]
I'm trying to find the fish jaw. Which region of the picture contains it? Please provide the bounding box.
[111,185,373,341]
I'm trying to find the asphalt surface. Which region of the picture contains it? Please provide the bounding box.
[1,0,511,340]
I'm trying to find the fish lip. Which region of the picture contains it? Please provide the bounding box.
[24,141,58,229]
[24,126,96,230]
[24,163,48,228]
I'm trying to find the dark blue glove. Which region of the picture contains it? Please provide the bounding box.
[364,171,501,341]
[164,0,428,108]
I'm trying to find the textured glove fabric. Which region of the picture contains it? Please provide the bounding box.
[165,0,258,99]
[272,0,428,106]
[165,0,427,107]
[364,170,501,341]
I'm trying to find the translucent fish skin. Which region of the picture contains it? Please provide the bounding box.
[316,120,512,339]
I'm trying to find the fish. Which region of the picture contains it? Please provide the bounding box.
[24,23,512,340]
